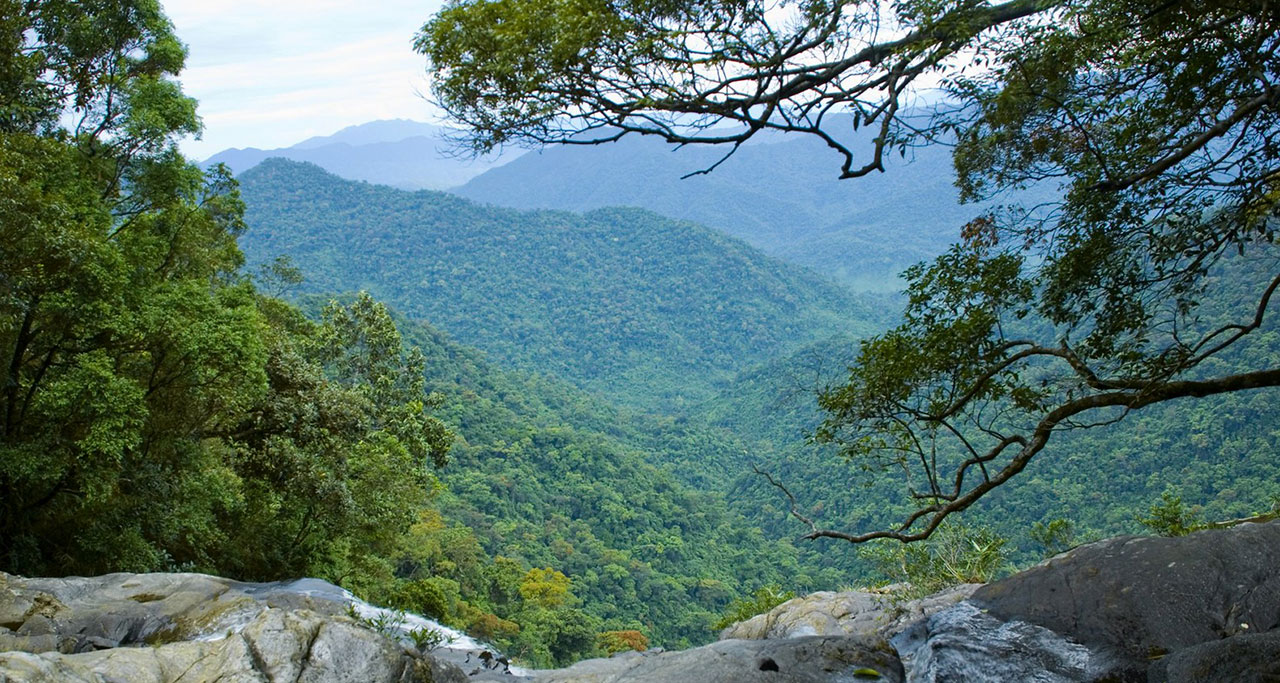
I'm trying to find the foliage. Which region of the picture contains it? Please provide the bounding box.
[0,1,451,588]
[1138,489,1203,538]
[408,625,456,652]
[350,312,857,665]
[712,584,795,631]
[1028,519,1075,559]
[418,0,1280,543]
[598,629,649,654]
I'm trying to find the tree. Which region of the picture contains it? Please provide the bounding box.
[1,0,260,571]
[0,0,453,579]
[420,0,1280,541]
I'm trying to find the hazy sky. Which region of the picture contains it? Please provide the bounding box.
[163,0,446,160]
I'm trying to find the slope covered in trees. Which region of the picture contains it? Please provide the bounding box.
[422,0,1280,544]
[698,256,1280,565]
[369,308,864,665]
[237,159,881,410]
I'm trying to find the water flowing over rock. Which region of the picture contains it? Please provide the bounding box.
[891,602,1093,682]
[0,571,517,682]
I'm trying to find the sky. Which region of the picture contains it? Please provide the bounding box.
[162,0,446,160]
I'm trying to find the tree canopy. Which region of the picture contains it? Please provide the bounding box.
[420,0,1280,541]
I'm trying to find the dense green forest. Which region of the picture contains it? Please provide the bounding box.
[377,308,863,664]
[697,274,1280,568]
[236,159,882,410]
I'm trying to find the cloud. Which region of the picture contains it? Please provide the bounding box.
[160,0,446,159]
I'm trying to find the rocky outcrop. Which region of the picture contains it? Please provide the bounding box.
[898,520,1280,681]
[5,521,1280,681]
[966,520,1280,681]
[0,571,468,682]
[719,584,979,641]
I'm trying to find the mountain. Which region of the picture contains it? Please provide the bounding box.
[204,120,518,190]
[237,159,884,411]
[290,119,448,149]
[451,122,983,290]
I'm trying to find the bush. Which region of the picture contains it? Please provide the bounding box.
[712,585,795,631]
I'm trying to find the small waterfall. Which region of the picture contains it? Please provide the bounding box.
[197,577,529,677]
[892,602,1093,682]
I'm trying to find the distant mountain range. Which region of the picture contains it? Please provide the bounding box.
[451,120,996,291]
[212,117,1059,289]
[203,119,519,190]
[211,118,1033,290]
[237,159,884,410]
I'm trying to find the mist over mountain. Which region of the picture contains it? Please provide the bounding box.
[237,159,884,410]
[203,120,517,190]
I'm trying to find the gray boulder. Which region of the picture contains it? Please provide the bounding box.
[720,584,979,641]
[970,521,1280,680]
[533,635,903,683]
[1148,628,1280,682]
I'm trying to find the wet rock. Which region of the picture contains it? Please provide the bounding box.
[0,572,468,683]
[891,602,1092,682]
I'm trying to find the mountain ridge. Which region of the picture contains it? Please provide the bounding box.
[204,120,517,190]
[236,158,884,411]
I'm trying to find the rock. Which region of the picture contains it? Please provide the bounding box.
[1147,628,1280,683]
[720,584,979,641]
[0,571,468,683]
[970,521,1280,680]
[533,635,903,682]
[891,521,1280,681]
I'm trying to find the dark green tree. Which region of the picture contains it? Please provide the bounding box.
[0,0,259,571]
[0,0,453,580]
[420,0,1280,541]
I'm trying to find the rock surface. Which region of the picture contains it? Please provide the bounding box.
[719,584,979,641]
[1148,628,1280,683]
[969,520,1280,681]
[533,635,903,682]
[0,571,468,683]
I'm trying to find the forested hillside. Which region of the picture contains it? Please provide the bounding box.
[237,159,881,409]
[454,122,969,290]
[369,308,865,663]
